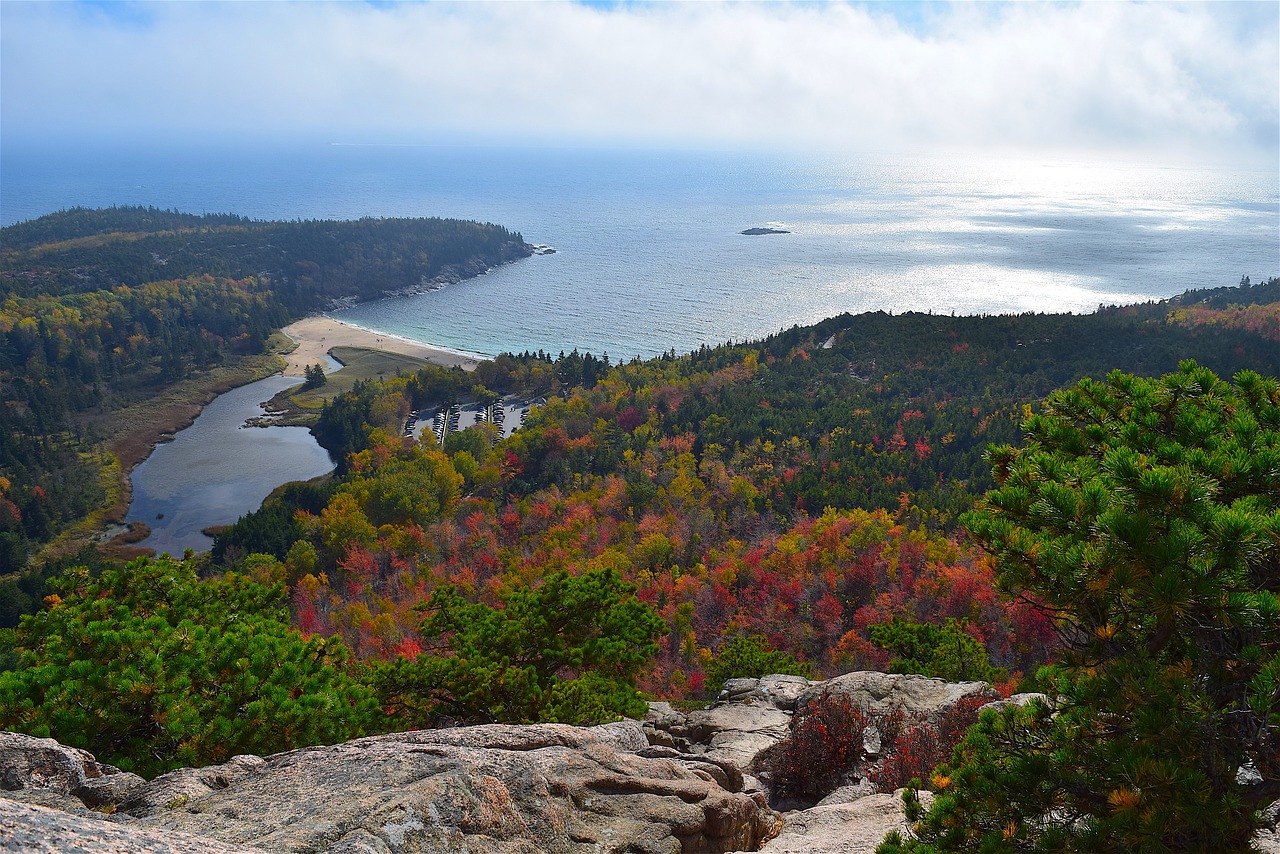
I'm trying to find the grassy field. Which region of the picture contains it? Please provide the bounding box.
[285,346,434,410]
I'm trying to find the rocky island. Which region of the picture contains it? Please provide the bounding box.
[740,227,790,235]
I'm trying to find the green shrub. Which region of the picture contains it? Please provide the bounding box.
[869,617,1007,684]
[706,634,812,695]
[376,566,664,726]
[0,556,379,776]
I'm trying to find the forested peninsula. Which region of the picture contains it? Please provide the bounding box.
[0,207,1277,851]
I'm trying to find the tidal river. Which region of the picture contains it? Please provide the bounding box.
[126,375,334,556]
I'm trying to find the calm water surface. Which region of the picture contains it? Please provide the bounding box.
[126,375,334,556]
[3,142,1276,360]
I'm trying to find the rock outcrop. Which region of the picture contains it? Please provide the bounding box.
[755,790,934,854]
[143,721,778,853]
[794,671,998,726]
[28,671,1267,854]
[116,755,267,819]
[0,798,259,854]
[644,672,998,807]
[642,672,994,852]
[646,675,811,774]
[0,722,778,854]
[0,731,145,817]
[0,673,988,853]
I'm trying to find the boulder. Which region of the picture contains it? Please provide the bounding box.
[641,702,693,750]
[684,703,794,772]
[0,731,144,815]
[0,731,105,796]
[796,672,998,726]
[117,755,266,818]
[647,676,816,773]
[75,773,148,811]
[717,675,813,710]
[978,692,1050,715]
[1256,801,1280,854]
[133,721,779,853]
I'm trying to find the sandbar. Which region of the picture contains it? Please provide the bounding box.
[281,317,481,375]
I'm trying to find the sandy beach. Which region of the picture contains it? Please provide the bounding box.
[280,317,481,375]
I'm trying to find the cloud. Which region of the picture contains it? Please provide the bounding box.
[1,0,1275,162]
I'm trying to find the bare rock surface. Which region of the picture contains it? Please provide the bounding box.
[645,676,817,773]
[685,703,794,771]
[750,790,933,854]
[0,731,105,796]
[132,721,777,853]
[978,692,1050,715]
[815,782,879,807]
[118,755,267,818]
[0,797,257,854]
[1257,801,1280,853]
[717,676,814,710]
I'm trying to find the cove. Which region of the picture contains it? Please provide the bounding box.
[127,374,335,556]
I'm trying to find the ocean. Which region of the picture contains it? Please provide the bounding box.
[2,141,1276,360]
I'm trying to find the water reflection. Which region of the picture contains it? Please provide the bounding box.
[127,375,334,555]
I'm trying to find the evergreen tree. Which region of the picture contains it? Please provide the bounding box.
[302,363,327,389]
[376,566,665,726]
[705,634,812,694]
[880,363,1280,852]
[869,617,1006,684]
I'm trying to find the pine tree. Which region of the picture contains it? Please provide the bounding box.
[0,556,380,776]
[376,566,665,726]
[302,362,327,390]
[881,362,1280,852]
[705,634,812,694]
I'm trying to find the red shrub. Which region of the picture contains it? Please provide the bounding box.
[769,690,904,803]
[871,694,988,791]
[770,691,990,802]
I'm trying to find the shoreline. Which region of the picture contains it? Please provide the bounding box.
[103,317,483,550]
[37,354,291,563]
[281,317,484,374]
[95,317,483,557]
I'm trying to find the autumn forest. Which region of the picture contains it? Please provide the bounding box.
[0,209,1276,795]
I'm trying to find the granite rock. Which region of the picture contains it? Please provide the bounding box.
[0,797,257,854]
[133,722,778,853]
[752,790,933,854]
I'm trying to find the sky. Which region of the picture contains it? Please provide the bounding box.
[1,1,1277,166]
